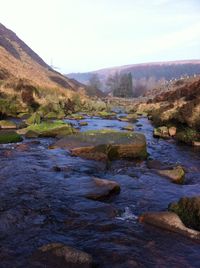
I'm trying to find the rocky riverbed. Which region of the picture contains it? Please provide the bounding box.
[1,115,200,267]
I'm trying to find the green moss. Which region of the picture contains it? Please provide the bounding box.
[25,121,75,138]
[0,131,23,144]
[67,114,85,120]
[26,112,41,125]
[0,99,22,117]
[176,127,200,144]
[168,196,200,231]
[97,111,116,118]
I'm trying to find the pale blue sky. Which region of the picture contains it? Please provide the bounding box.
[1,0,200,73]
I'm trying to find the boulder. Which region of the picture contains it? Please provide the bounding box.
[139,211,200,241]
[153,126,169,139]
[157,165,185,184]
[0,130,23,144]
[50,129,147,161]
[169,196,200,231]
[34,243,93,268]
[0,120,17,129]
[168,126,177,137]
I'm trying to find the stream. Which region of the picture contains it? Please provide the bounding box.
[0,116,200,267]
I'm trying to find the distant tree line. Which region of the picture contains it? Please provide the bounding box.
[106,72,133,98]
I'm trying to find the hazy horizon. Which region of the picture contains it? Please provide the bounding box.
[1,0,200,73]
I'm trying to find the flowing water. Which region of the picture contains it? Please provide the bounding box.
[0,116,200,267]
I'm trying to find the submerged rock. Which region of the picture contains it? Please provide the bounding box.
[79,121,88,126]
[169,196,200,231]
[0,130,22,144]
[147,159,173,170]
[85,177,121,201]
[50,129,147,161]
[139,211,200,241]
[157,165,185,184]
[33,243,93,268]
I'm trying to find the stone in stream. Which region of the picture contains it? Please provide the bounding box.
[168,196,200,231]
[0,120,17,129]
[121,125,134,131]
[153,126,169,139]
[33,243,93,268]
[79,121,88,126]
[139,212,200,241]
[63,176,121,202]
[157,165,185,184]
[118,114,137,123]
[50,129,147,161]
[20,121,76,138]
[85,177,121,201]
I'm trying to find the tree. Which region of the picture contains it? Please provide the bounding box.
[106,72,133,98]
[88,74,101,91]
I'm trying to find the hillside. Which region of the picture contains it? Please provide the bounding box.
[68,60,200,94]
[0,23,85,92]
[0,23,97,118]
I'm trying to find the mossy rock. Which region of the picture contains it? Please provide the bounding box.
[176,128,200,145]
[51,129,147,161]
[0,130,23,144]
[24,121,75,138]
[0,120,16,129]
[118,114,137,123]
[169,196,200,231]
[44,111,65,120]
[66,114,85,120]
[153,126,170,139]
[97,111,116,119]
[26,112,41,125]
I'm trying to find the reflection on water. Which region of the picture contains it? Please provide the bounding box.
[0,116,200,267]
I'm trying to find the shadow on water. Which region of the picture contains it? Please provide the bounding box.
[0,116,200,267]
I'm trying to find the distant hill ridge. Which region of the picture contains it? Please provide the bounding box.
[68,59,200,91]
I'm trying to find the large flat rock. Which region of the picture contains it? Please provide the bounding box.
[50,129,147,161]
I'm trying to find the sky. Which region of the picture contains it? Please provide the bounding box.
[1,0,200,73]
